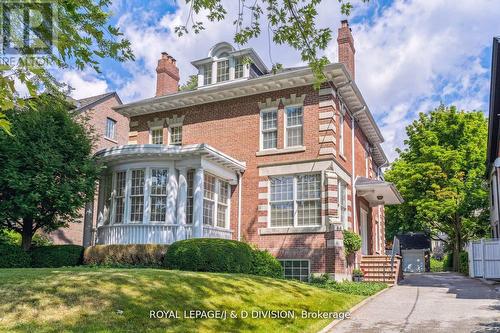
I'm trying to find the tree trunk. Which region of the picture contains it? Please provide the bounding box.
[21,217,33,251]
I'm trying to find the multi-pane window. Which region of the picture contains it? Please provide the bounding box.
[339,180,347,229]
[150,169,168,223]
[113,171,126,224]
[296,174,321,226]
[269,174,321,227]
[150,127,163,144]
[339,105,345,155]
[217,180,229,228]
[130,169,145,223]
[234,57,244,79]
[203,63,212,85]
[280,260,310,282]
[285,106,303,147]
[203,173,216,226]
[261,109,278,150]
[217,60,229,82]
[269,176,294,227]
[186,170,194,224]
[105,118,116,140]
[169,126,182,145]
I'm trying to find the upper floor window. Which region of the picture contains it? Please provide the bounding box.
[339,112,345,156]
[285,106,303,147]
[234,57,244,79]
[150,127,163,144]
[203,64,212,85]
[269,174,321,227]
[338,180,347,229]
[169,126,182,145]
[217,60,229,82]
[105,118,116,140]
[261,109,277,150]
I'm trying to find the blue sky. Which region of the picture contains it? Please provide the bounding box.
[58,0,500,161]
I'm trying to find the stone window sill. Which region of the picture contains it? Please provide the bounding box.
[258,225,326,235]
[104,137,118,144]
[256,146,306,157]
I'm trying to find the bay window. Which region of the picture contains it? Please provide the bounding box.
[261,109,278,150]
[285,106,303,147]
[269,174,321,227]
[203,172,230,228]
[113,171,126,224]
[150,169,168,223]
[130,169,145,223]
[186,170,194,224]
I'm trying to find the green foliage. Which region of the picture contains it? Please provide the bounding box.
[430,257,444,272]
[30,245,84,268]
[352,268,364,277]
[385,105,490,270]
[165,238,254,274]
[250,249,283,278]
[175,0,369,89]
[0,229,52,247]
[0,95,100,250]
[310,274,387,296]
[444,253,454,270]
[0,1,134,128]
[343,230,362,255]
[459,251,469,275]
[179,75,198,91]
[0,244,31,268]
[83,244,169,267]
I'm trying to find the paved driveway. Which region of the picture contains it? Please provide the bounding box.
[331,273,500,333]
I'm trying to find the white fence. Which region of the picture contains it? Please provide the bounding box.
[468,239,500,279]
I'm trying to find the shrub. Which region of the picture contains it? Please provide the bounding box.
[83,244,169,267]
[343,230,361,255]
[310,275,387,296]
[430,257,444,272]
[459,251,469,275]
[444,252,453,270]
[165,238,254,274]
[251,249,283,278]
[31,245,84,267]
[0,244,31,268]
[0,229,52,247]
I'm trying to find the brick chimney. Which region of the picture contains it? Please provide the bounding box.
[337,20,355,80]
[156,52,180,96]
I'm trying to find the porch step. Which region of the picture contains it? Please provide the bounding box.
[360,255,403,285]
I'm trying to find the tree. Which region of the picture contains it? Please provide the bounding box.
[0,1,134,133]
[175,0,368,88]
[179,75,198,91]
[385,105,490,271]
[0,96,100,250]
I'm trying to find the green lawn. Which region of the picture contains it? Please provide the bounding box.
[0,267,363,332]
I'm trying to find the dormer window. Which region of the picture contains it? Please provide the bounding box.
[217,60,229,82]
[203,64,212,85]
[235,57,244,79]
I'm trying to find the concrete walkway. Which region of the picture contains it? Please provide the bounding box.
[331,273,500,333]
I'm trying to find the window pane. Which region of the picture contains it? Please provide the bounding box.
[262,110,277,130]
[150,196,166,222]
[286,106,303,147]
[106,118,116,140]
[151,169,168,195]
[217,203,227,228]
[170,126,182,145]
[280,260,309,282]
[286,126,303,147]
[297,174,321,200]
[114,171,126,224]
[235,57,244,79]
[297,201,321,226]
[270,202,293,227]
[263,131,277,149]
[203,200,214,226]
[130,169,145,223]
[217,60,229,82]
[218,180,229,203]
[130,197,144,223]
[204,173,216,200]
[204,64,212,85]
[270,177,293,201]
[187,170,194,224]
[131,170,145,195]
[286,106,303,126]
[151,128,163,144]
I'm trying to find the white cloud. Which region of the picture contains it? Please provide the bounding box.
[59,70,109,100]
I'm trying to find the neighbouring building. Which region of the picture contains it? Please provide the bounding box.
[49,92,129,244]
[487,37,500,239]
[86,20,403,281]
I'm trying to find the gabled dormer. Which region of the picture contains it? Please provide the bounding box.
[191,42,268,88]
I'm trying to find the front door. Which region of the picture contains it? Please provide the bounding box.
[360,209,369,255]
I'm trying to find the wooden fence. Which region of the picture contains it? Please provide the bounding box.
[468,239,500,279]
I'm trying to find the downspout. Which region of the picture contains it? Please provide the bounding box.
[237,171,243,241]
[351,115,357,233]
[495,166,500,237]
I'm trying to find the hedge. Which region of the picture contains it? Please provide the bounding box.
[30,245,84,268]
[0,244,31,268]
[164,238,283,278]
[83,244,169,267]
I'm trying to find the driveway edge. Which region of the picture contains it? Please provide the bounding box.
[317,285,393,333]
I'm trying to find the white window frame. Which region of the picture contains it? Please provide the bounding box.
[149,168,169,224]
[339,110,345,156]
[339,180,348,229]
[128,168,146,224]
[279,259,311,282]
[169,125,182,145]
[284,104,304,148]
[260,108,278,150]
[149,126,163,144]
[268,173,322,228]
[216,59,229,83]
[203,63,212,85]
[105,117,116,140]
[234,57,244,79]
[203,172,231,229]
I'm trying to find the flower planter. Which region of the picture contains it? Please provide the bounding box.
[353,275,364,282]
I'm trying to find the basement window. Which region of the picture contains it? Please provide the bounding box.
[279,259,310,282]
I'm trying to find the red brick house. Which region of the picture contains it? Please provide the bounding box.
[87,20,403,281]
[49,92,129,244]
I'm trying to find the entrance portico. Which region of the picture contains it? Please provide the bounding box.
[87,144,245,246]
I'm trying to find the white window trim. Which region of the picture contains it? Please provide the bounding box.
[216,59,230,83]
[168,125,182,145]
[279,259,311,281]
[284,104,304,148]
[267,173,322,228]
[259,107,278,151]
[105,118,117,140]
[149,126,163,144]
[339,180,348,229]
[339,112,345,156]
[204,173,231,230]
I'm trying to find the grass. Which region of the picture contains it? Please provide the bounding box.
[309,278,388,296]
[0,267,364,333]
